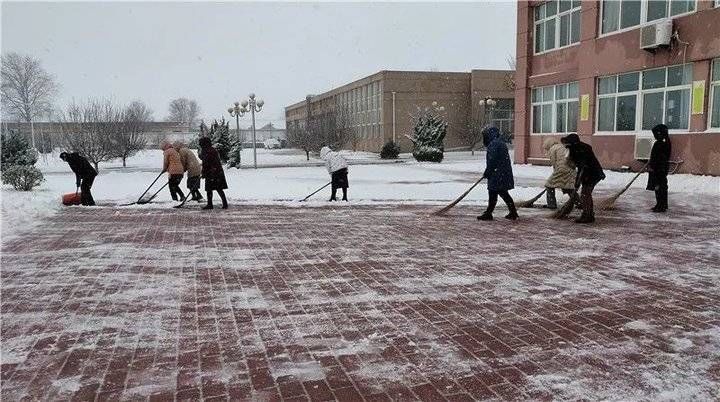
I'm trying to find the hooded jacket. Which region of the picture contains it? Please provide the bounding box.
[543,137,576,190]
[482,127,514,192]
[174,141,202,178]
[320,146,348,174]
[647,124,672,190]
[162,143,184,176]
[63,152,97,187]
[562,133,605,186]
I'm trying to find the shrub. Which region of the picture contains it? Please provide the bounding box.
[1,131,38,166]
[380,140,401,159]
[1,165,44,191]
[413,145,444,163]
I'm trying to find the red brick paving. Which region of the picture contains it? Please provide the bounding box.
[2,193,720,401]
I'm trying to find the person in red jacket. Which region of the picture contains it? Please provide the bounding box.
[198,137,228,210]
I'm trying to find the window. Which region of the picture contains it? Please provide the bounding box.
[534,0,581,54]
[531,82,579,133]
[710,59,720,129]
[596,64,692,133]
[601,0,696,34]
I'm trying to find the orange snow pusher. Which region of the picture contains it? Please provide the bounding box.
[62,192,82,206]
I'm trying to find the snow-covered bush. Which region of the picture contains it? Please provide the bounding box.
[227,133,242,168]
[407,103,447,163]
[2,164,44,191]
[380,140,400,159]
[210,118,231,163]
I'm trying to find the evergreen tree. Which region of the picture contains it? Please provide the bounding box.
[1,130,38,167]
[227,133,242,168]
[407,103,447,163]
[210,118,231,163]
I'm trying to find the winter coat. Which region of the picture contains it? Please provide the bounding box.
[320,147,349,174]
[176,145,202,178]
[163,148,184,176]
[199,145,228,191]
[647,124,671,191]
[64,152,97,187]
[564,134,605,187]
[482,127,514,192]
[544,139,576,190]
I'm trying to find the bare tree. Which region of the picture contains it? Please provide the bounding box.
[287,120,321,161]
[505,55,516,91]
[115,100,152,167]
[166,97,200,130]
[59,98,122,170]
[457,120,486,156]
[1,52,59,148]
[315,105,353,150]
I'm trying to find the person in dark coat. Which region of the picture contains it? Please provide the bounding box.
[477,126,518,221]
[647,124,671,212]
[198,137,228,210]
[561,133,606,223]
[59,152,98,206]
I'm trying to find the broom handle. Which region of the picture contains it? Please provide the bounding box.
[433,177,485,216]
[137,172,164,202]
[300,182,332,202]
[618,162,650,195]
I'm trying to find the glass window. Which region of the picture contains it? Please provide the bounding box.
[712,59,720,128]
[534,0,581,53]
[599,76,617,94]
[541,104,553,132]
[568,82,579,98]
[642,92,665,129]
[618,72,640,92]
[531,82,579,133]
[543,86,555,101]
[556,102,567,132]
[664,89,690,129]
[567,100,579,132]
[666,64,691,86]
[602,0,696,34]
[598,98,616,131]
[616,95,637,131]
[621,1,642,29]
[643,68,666,89]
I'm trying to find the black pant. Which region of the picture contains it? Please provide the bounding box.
[207,190,228,207]
[655,185,668,210]
[570,183,596,218]
[168,174,185,201]
[486,190,515,214]
[80,176,96,206]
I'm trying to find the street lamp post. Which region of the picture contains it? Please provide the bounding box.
[227,101,246,167]
[479,97,497,126]
[240,93,264,169]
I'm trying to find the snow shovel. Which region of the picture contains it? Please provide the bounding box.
[173,192,193,208]
[299,182,331,202]
[119,172,164,206]
[597,162,649,211]
[516,188,547,208]
[62,189,82,206]
[432,177,485,216]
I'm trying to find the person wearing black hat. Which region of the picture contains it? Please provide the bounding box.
[198,137,228,210]
[59,151,98,206]
[561,133,605,223]
[647,124,671,212]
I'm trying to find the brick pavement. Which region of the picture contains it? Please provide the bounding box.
[2,191,720,401]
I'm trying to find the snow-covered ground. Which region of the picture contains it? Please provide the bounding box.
[2,148,719,239]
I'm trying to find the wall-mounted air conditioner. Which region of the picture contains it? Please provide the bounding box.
[634,135,655,160]
[641,20,673,51]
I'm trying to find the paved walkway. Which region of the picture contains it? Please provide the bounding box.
[2,191,719,401]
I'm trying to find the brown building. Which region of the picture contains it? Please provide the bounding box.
[285,70,515,153]
[515,0,720,175]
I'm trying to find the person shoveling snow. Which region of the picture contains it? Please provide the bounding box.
[59,152,97,206]
[320,146,349,202]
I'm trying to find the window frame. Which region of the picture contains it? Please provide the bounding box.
[533,0,582,55]
[709,58,720,131]
[530,82,580,135]
[599,0,697,38]
[595,64,693,136]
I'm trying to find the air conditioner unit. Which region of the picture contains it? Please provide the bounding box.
[641,20,673,51]
[634,136,655,160]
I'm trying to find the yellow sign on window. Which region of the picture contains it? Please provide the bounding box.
[692,80,705,115]
[580,94,590,121]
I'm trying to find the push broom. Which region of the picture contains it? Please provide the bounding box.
[515,188,547,208]
[597,162,649,211]
[432,177,485,216]
[299,182,331,202]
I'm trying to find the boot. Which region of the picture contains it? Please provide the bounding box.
[505,210,519,220]
[329,188,337,202]
[341,188,348,201]
[575,214,595,224]
[477,211,493,221]
[218,191,228,209]
[545,188,557,210]
[203,192,213,210]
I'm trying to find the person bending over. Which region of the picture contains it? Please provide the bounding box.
[562,133,605,223]
[320,146,349,201]
[60,151,97,206]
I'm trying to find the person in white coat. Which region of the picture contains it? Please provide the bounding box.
[320,146,349,201]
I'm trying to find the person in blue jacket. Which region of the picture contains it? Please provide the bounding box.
[477,126,518,221]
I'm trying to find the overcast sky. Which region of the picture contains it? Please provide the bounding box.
[1,1,516,128]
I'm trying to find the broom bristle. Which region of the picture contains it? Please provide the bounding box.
[550,197,575,219]
[516,189,547,208]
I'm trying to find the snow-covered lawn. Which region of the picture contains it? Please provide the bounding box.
[2,148,719,239]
